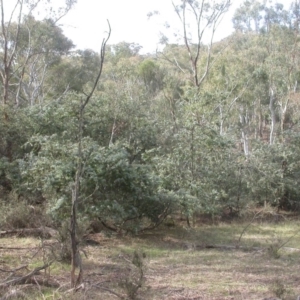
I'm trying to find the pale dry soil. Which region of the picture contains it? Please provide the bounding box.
[1,219,300,300]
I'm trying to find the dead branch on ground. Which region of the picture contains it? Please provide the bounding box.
[0,227,58,238]
[0,261,54,288]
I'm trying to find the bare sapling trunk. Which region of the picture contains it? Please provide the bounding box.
[70,21,111,289]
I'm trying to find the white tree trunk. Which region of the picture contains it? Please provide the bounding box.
[239,111,249,156]
[269,87,276,145]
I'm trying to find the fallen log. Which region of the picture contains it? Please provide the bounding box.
[191,244,300,252]
[201,244,263,251]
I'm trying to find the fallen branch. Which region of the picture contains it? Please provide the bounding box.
[191,243,300,253]
[65,283,85,294]
[277,231,299,250]
[0,227,58,238]
[0,247,37,250]
[93,284,125,299]
[20,277,59,288]
[0,265,28,273]
[200,244,261,251]
[0,261,54,287]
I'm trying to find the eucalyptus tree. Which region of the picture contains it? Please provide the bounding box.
[223,0,300,210]
[148,0,236,223]
[170,0,231,89]
[266,5,300,142]
[232,0,264,32]
[0,0,76,107]
[0,0,76,167]
[233,1,300,145]
[14,16,74,106]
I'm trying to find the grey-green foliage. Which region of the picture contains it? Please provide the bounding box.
[153,115,247,220]
[232,0,291,33]
[138,59,165,94]
[246,132,300,210]
[4,0,300,233]
[21,137,171,230]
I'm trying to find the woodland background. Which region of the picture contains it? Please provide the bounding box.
[1,0,300,299]
[1,0,300,230]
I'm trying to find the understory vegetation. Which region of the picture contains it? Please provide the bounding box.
[1,0,300,298]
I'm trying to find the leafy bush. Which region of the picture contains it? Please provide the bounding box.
[20,134,172,232]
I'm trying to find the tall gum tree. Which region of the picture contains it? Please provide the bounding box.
[0,0,76,162]
[0,0,76,108]
[150,0,232,224]
[14,17,74,106]
[171,0,231,90]
[233,0,300,146]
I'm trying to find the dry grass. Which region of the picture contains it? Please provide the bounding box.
[1,219,300,299]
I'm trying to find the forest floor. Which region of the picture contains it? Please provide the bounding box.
[1,214,300,300]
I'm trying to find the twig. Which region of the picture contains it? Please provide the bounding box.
[278,231,299,250]
[93,284,125,299]
[237,209,263,244]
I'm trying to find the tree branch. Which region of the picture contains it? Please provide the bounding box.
[82,20,111,111]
